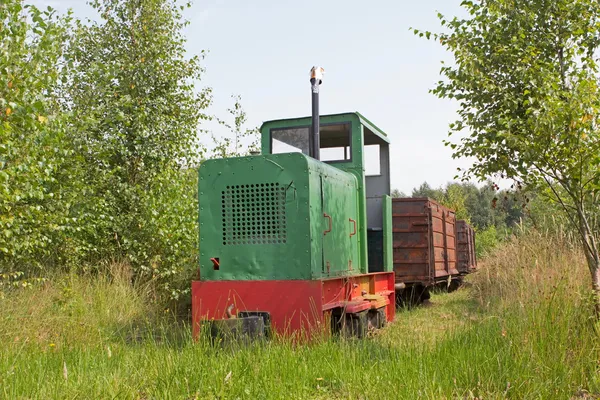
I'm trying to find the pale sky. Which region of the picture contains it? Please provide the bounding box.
[31,0,472,193]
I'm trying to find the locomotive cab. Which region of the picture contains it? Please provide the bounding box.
[261,112,394,276]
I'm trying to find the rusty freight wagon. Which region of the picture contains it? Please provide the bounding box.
[391,198,460,303]
[456,220,477,274]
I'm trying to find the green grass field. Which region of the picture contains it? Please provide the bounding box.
[1,232,599,399]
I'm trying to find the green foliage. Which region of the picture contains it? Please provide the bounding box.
[0,1,77,271]
[211,95,260,159]
[69,0,210,170]
[419,0,600,301]
[0,0,261,300]
[135,168,199,299]
[62,0,210,297]
[474,225,500,258]
[410,181,445,200]
[441,183,469,222]
[390,188,407,198]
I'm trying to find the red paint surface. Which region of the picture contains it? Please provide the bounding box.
[192,272,395,338]
[192,280,324,338]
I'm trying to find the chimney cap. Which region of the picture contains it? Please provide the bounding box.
[310,66,324,84]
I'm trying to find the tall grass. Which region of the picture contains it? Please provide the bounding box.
[1,230,599,399]
[465,229,600,398]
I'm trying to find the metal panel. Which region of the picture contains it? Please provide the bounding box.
[191,279,323,337]
[320,172,359,278]
[456,220,477,273]
[367,195,394,273]
[367,229,384,273]
[366,197,383,230]
[199,150,364,282]
[470,226,477,270]
[382,195,393,272]
[365,142,390,229]
[260,113,391,276]
[391,198,458,286]
[191,272,395,338]
[307,158,360,279]
[199,153,313,281]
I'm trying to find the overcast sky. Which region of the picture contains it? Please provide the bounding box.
[31,0,472,194]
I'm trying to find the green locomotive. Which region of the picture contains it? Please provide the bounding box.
[192,68,396,339]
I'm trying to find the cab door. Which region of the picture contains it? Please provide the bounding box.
[321,176,359,277]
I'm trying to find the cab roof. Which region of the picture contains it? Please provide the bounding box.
[260,112,390,144]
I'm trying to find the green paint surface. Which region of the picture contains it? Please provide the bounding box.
[199,112,390,281]
[382,195,393,272]
[199,152,359,281]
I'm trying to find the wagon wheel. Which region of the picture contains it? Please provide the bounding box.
[448,277,463,293]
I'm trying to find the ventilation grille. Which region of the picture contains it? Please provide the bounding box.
[222,183,287,245]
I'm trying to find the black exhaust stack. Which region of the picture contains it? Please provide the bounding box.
[310,66,324,160]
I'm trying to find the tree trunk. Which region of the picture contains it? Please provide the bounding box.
[590,259,600,317]
[577,207,600,316]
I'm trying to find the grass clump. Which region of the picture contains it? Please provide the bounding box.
[0,263,164,349]
[1,231,599,399]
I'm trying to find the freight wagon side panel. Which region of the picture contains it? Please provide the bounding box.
[391,199,432,285]
[430,203,458,279]
[456,220,477,273]
[470,226,477,270]
[456,220,470,274]
[391,198,459,287]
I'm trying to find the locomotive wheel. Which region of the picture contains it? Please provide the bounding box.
[342,311,368,339]
[367,308,387,330]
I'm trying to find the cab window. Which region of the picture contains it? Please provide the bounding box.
[271,127,310,155]
[270,122,352,162]
[320,123,351,162]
